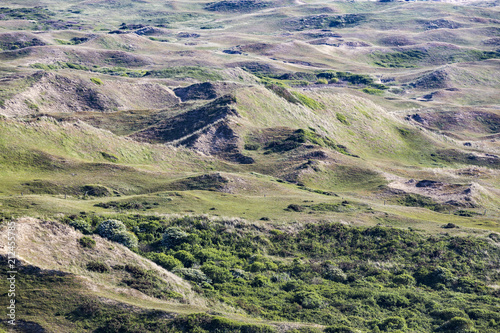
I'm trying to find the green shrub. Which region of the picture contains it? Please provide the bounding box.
[432,308,468,321]
[324,325,357,333]
[324,265,347,282]
[252,275,270,287]
[376,293,410,309]
[162,227,189,249]
[316,78,328,84]
[201,264,233,284]
[112,231,138,248]
[294,291,324,309]
[249,261,266,272]
[436,317,475,332]
[174,268,210,283]
[244,143,261,150]
[174,250,196,267]
[393,273,415,286]
[96,219,126,239]
[291,91,324,110]
[86,261,110,273]
[362,88,384,95]
[489,233,500,242]
[69,219,92,234]
[90,77,103,85]
[336,113,350,126]
[286,204,304,212]
[379,316,406,331]
[79,236,96,249]
[271,272,291,283]
[146,253,183,270]
[96,219,137,248]
[467,308,500,321]
[421,267,456,288]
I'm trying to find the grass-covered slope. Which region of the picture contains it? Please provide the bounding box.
[0,0,499,332]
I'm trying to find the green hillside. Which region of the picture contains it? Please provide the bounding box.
[0,0,499,332]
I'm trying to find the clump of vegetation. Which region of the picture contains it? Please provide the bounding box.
[263,81,324,110]
[146,253,182,270]
[95,200,159,211]
[100,151,118,162]
[54,36,90,45]
[30,62,147,77]
[24,99,39,111]
[69,219,92,234]
[90,77,103,85]
[336,113,350,125]
[454,210,480,217]
[0,7,54,21]
[291,91,324,110]
[81,184,110,197]
[86,261,110,273]
[286,204,305,212]
[174,268,210,284]
[162,227,189,249]
[146,66,223,81]
[373,50,428,68]
[362,88,384,95]
[309,201,360,212]
[436,317,475,332]
[261,128,356,157]
[96,219,138,248]
[0,37,45,50]
[398,193,448,212]
[244,143,261,150]
[79,236,96,249]
[113,264,184,300]
[261,71,387,92]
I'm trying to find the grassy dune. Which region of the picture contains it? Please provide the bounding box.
[0,0,499,331]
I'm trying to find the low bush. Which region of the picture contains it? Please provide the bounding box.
[379,316,407,331]
[162,227,189,249]
[69,219,92,234]
[146,253,183,270]
[79,236,96,249]
[86,261,110,273]
[436,317,475,332]
[174,268,211,284]
[96,219,137,248]
[90,77,103,85]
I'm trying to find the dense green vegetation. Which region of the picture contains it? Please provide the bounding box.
[260,71,387,90]
[0,7,54,21]
[30,62,223,80]
[146,67,224,81]
[58,213,500,332]
[373,50,428,68]
[373,49,500,68]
